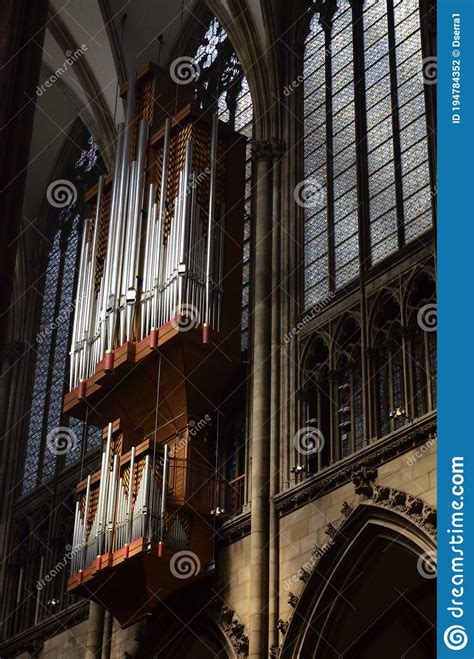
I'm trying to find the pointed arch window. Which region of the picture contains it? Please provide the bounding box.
[335,317,364,457]
[407,273,437,417]
[372,297,406,437]
[193,17,253,351]
[304,337,332,473]
[22,138,104,495]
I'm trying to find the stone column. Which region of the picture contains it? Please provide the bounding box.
[248,139,274,659]
[85,601,105,659]
[268,139,285,651]
[0,0,48,355]
[101,609,113,659]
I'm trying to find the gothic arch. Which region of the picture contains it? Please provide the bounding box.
[134,594,244,659]
[204,0,280,139]
[280,500,436,658]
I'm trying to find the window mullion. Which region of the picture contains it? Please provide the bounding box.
[350,0,371,273]
[386,0,406,248]
[324,19,336,291]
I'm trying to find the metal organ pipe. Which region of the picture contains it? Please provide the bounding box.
[142,185,156,339]
[107,70,136,351]
[71,221,89,389]
[126,119,149,341]
[100,124,125,355]
[154,118,171,328]
[97,423,112,554]
[120,161,137,344]
[127,446,136,544]
[205,113,219,337]
[160,444,169,541]
[81,176,104,381]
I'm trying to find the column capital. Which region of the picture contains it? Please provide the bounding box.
[251,138,286,162]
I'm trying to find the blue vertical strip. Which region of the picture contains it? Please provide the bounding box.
[438,0,474,656]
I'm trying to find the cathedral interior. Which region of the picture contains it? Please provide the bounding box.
[0,0,437,657]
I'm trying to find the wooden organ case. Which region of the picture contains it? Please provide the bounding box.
[64,64,246,626]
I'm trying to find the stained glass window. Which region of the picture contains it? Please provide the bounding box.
[303,0,434,309]
[305,344,332,474]
[22,138,104,494]
[407,273,437,416]
[193,18,253,351]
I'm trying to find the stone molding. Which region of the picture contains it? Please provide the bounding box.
[215,604,249,657]
[274,416,436,517]
[0,601,88,658]
[251,138,286,161]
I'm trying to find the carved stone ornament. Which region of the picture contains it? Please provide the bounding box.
[274,418,436,518]
[372,485,437,537]
[269,645,281,658]
[277,618,289,636]
[297,566,311,583]
[288,592,299,609]
[341,501,353,517]
[251,138,285,162]
[216,604,249,657]
[351,466,378,498]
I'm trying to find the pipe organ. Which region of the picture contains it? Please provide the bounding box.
[65,64,245,625]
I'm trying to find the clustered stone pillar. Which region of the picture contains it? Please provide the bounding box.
[248,138,282,659]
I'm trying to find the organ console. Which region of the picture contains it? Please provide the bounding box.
[64,63,246,625]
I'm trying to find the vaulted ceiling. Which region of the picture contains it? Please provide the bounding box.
[23,0,286,227]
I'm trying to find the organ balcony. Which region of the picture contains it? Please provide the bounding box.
[67,422,221,627]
